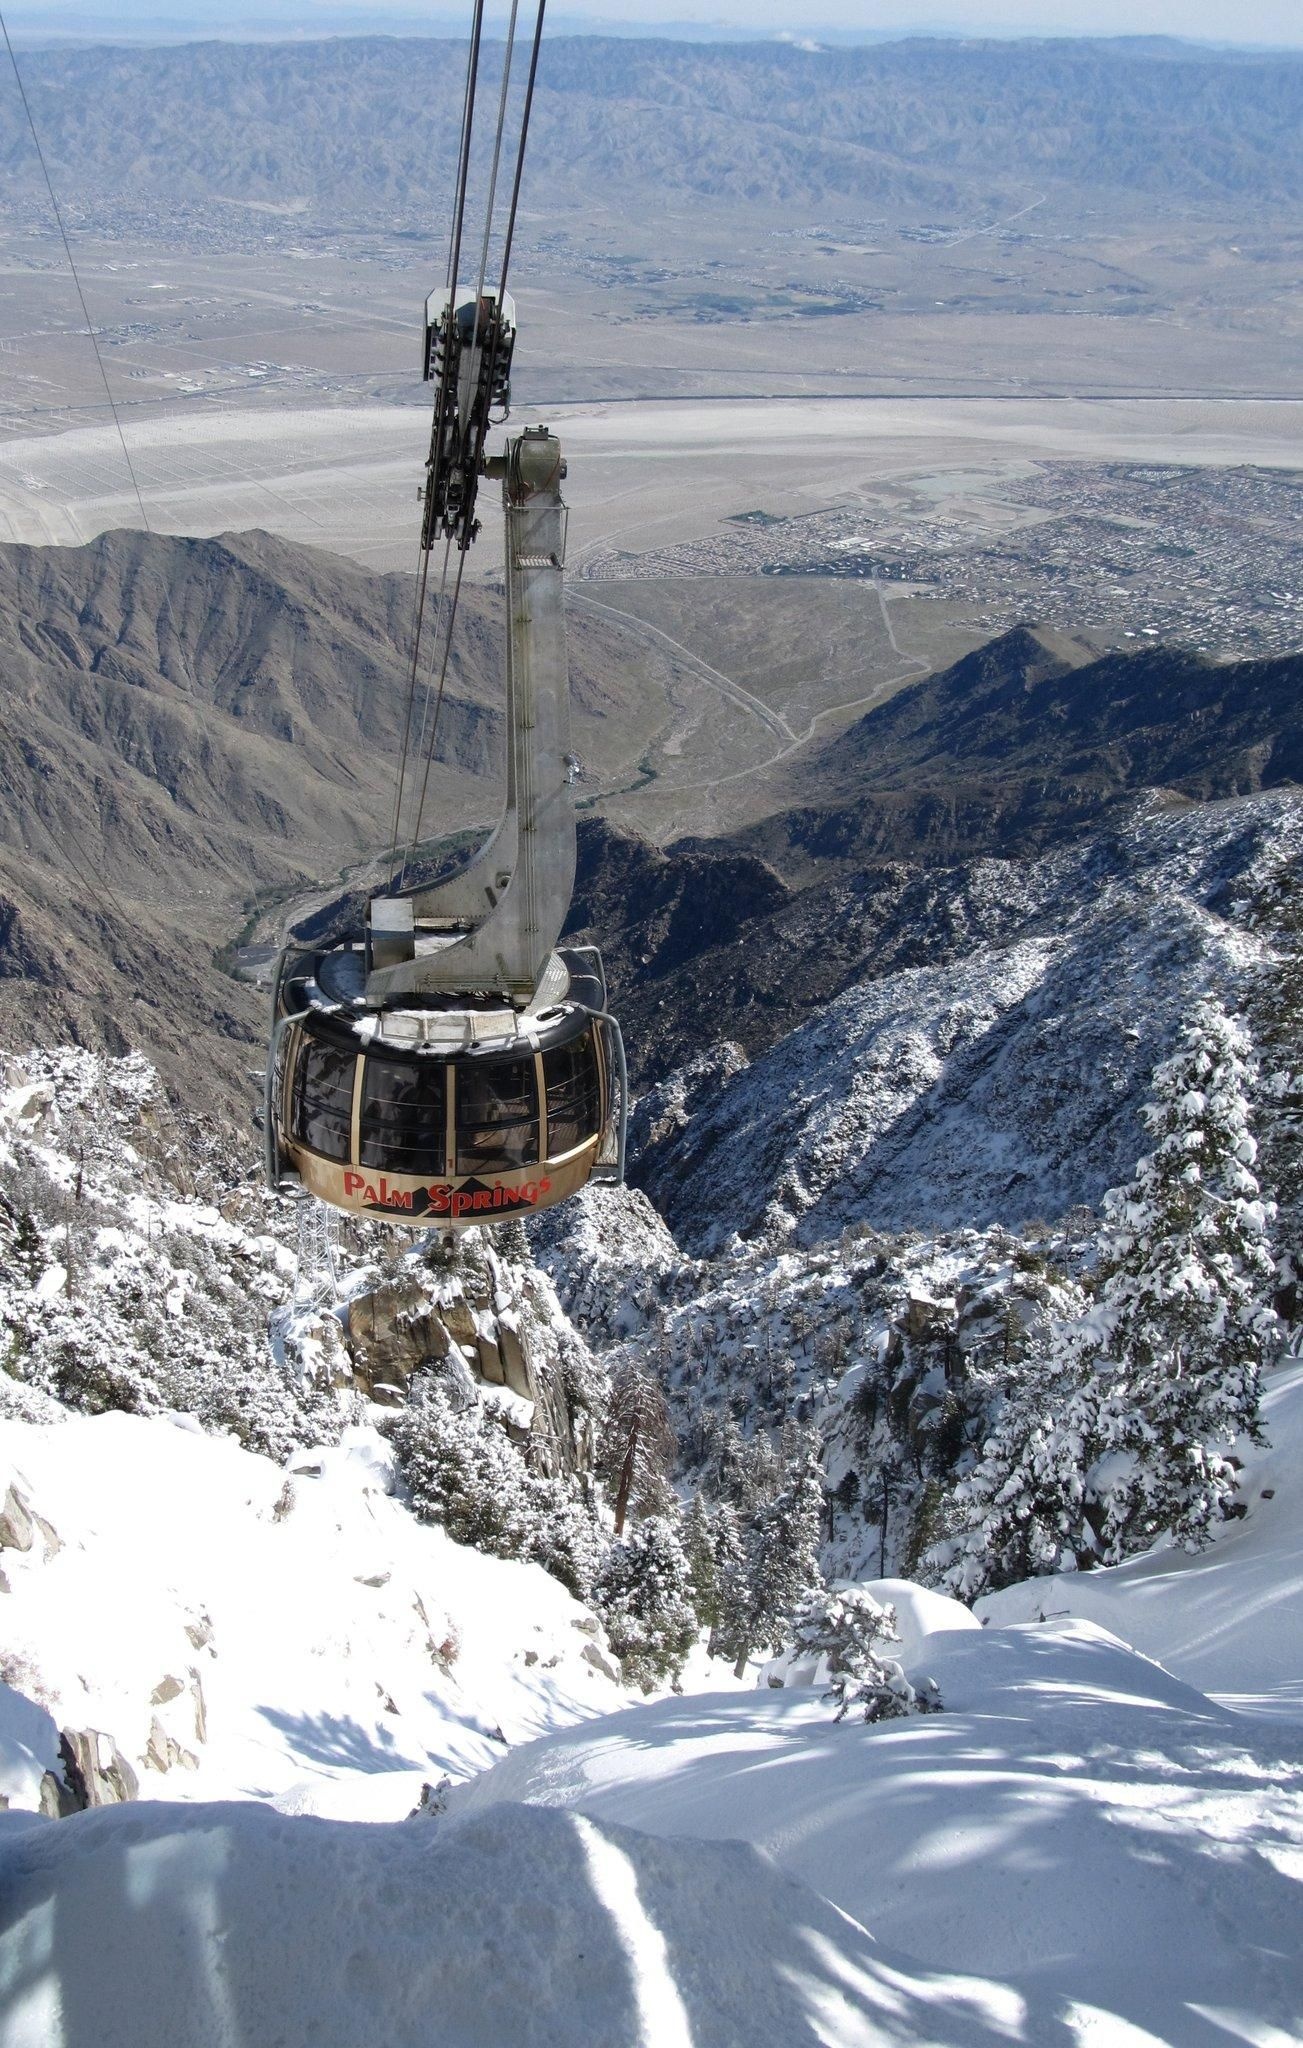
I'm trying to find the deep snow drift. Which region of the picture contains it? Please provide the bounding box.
[441,1368,1303,2045]
[3,1378,1301,2045]
[0,1797,1042,2048]
[0,1409,621,1821]
[450,1616,1303,2045]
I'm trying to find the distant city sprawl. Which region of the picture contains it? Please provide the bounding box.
[581,463,1303,661]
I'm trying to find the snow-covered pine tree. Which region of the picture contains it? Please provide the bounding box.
[598,1362,677,1536]
[682,1491,719,1631]
[595,1513,698,1693]
[931,1329,1102,1600]
[708,1500,753,1665]
[1085,996,1279,1559]
[733,1441,825,1676]
[1245,869,1303,1338]
[789,1586,942,1723]
[932,998,1278,1598]
[387,1377,605,1599]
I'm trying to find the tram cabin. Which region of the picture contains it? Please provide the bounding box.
[267,942,624,1226]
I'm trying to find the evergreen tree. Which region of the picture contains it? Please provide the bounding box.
[598,1362,677,1536]
[789,1586,943,1723]
[932,1334,1102,1600]
[934,998,1280,1598]
[1087,997,1279,1558]
[733,1444,825,1676]
[388,1379,606,1599]
[709,1500,753,1666]
[1245,874,1303,1332]
[595,1514,698,1693]
[682,1491,719,1631]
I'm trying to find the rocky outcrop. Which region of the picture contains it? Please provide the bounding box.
[343,1234,601,1477]
[59,1728,140,1807]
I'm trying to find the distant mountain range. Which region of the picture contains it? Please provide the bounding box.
[5,35,1300,221]
[1,525,1299,1134]
[568,624,1303,1090]
[0,527,631,1114]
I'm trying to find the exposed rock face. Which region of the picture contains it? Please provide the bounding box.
[0,1482,35,1554]
[59,1728,140,1807]
[343,1233,600,1477]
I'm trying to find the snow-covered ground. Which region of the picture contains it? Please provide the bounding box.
[0,1796,1050,2048]
[448,1616,1303,2046]
[428,1368,1303,2044]
[0,1410,622,1822]
[2,1370,1300,2043]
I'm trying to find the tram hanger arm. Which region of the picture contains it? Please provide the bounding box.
[365,428,575,1007]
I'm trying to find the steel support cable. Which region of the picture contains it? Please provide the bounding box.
[405,0,518,786]
[407,0,546,875]
[385,8,484,887]
[469,0,547,489]
[413,533,456,763]
[472,0,521,311]
[384,537,436,889]
[422,0,487,521]
[1,8,200,702]
[399,545,469,888]
[497,0,548,303]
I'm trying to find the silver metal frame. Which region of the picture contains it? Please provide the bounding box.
[365,427,575,1006]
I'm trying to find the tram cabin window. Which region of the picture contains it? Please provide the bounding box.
[543,1029,602,1157]
[292,1040,355,1163]
[455,1057,539,1174]
[359,1058,446,1176]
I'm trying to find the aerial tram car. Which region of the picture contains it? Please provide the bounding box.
[264,9,626,1227]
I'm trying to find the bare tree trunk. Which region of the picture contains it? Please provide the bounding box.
[613,1426,639,1538]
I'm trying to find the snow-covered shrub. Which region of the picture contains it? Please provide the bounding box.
[0,1050,349,1460]
[593,1514,698,1693]
[787,1586,943,1724]
[385,1377,606,1600]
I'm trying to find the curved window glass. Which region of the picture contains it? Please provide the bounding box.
[291,1038,355,1163]
[455,1057,539,1175]
[543,1029,602,1158]
[359,1058,446,1176]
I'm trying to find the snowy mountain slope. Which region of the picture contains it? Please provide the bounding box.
[0,1044,311,1450]
[633,789,1301,1254]
[541,1187,1093,1576]
[0,1042,646,1819]
[447,1618,1303,2047]
[978,1357,1303,1710]
[0,1409,622,1821]
[0,1799,1037,2048]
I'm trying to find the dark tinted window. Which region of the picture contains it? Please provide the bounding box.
[292,1039,355,1162]
[359,1058,446,1175]
[455,1056,539,1175]
[543,1029,601,1158]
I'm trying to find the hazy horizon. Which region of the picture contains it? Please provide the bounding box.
[6,0,1303,52]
